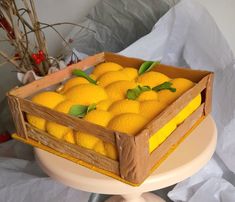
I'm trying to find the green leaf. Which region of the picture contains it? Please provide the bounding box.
[72,69,97,84]
[126,85,151,100]
[69,103,97,118]
[138,61,160,75]
[152,82,176,92]
[139,85,151,92]
[87,103,96,113]
[126,89,139,100]
[69,104,88,118]
[138,61,153,75]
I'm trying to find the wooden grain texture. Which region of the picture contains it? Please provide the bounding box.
[26,123,119,175]
[115,129,149,184]
[134,129,150,183]
[147,75,208,136]
[19,98,116,144]
[115,132,137,181]
[8,53,105,98]
[7,94,28,138]
[104,52,144,68]
[148,104,204,171]
[204,73,214,115]
[153,64,211,83]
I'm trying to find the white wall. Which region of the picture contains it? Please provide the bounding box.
[0,0,99,102]
[34,0,100,55]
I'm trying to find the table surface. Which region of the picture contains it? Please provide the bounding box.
[35,115,217,195]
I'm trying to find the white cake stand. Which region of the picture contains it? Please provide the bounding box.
[35,115,217,202]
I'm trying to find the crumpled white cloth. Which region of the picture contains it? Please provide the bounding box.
[121,0,235,201]
[0,141,91,202]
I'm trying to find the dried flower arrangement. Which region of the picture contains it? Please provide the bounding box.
[0,0,93,80]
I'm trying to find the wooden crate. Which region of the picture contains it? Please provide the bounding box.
[7,52,214,186]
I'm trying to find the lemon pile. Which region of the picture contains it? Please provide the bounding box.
[27,61,201,160]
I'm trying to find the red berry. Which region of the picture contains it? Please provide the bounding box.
[31,54,37,59]
[38,50,44,55]
[35,58,41,64]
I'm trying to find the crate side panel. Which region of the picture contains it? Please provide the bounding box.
[26,123,119,175]
[9,53,105,98]
[147,75,208,136]
[153,64,212,83]
[148,104,204,171]
[19,98,116,144]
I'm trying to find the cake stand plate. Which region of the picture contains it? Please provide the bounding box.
[35,115,217,202]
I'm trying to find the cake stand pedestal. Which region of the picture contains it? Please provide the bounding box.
[35,115,217,202]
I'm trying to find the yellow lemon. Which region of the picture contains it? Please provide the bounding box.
[76,132,100,149]
[108,113,148,135]
[121,67,138,80]
[30,91,65,108]
[53,100,77,113]
[63,131,75,144]
[94,141,107,156]
[174,94,201,125]
[105,143,118,160]
[65,83,108,105]
[46,122,72,139]
[105,80,137,101]
[27,92,65,131]
[96,99,113,111]
[76,110,113,150]
[149,119,176,153]
[58,77,89,94]
[46,100,76,140]
[140,100,166,121]
[108,99,140,115]
[137,72,170,87]
[84,110,113,127]
[158,78,194,104]
[92,62,123,78]
[98,71,129,87]
[137,91,159,101]
[90,74,97,80]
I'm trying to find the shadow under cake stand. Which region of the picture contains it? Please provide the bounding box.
[35,115,217,202]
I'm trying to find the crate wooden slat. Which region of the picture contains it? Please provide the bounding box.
[7,52,214,186]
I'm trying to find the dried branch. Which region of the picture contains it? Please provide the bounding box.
[22,0,48,74]
[40,22,95,33]
[25,21,96,35]
[39,22,73,51]
[0,51,27,72]
[0,0,91,77]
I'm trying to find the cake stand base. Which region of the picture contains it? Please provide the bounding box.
[105,193,165,202]
[35,116,216,202]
